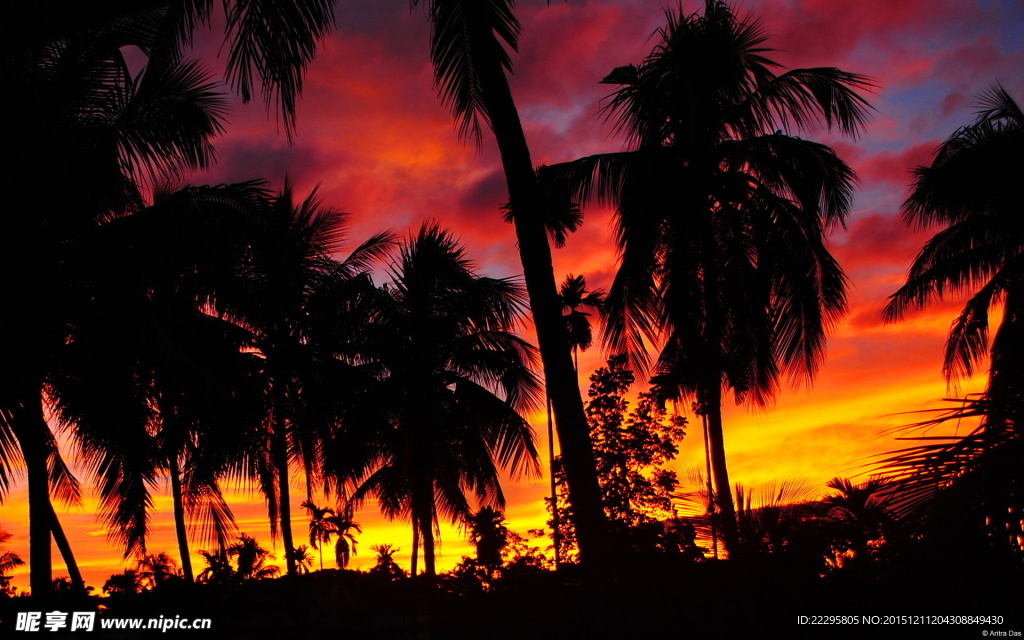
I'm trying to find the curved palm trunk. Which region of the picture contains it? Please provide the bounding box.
[12,399,52,597]
[48,504,85,593]
[471,21,609,569]
[700,383,739,557]
[168,459,195,583]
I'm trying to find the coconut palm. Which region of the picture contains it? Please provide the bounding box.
[136,552,181,591]
[542,1,871,556]
[885,85,1023,414]
[1,13,230,594]
[883,87,1023,560]
[229,184,391,576]
[196,548,235,585]
[419,0,611,564]
[6,0,336,137]
[344,224,541,577]
[45,181,275,591]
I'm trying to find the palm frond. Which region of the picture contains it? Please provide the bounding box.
[426,0,520,142]
[222,0,336,136]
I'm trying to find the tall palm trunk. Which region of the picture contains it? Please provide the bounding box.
[546,396,561,568]
[410,478,436,577]
[701,413,719,559]
[13,399,52,597]
[410,520,419,577]
[420,517,436,577]
[48,504,85,593]
[700,383,739,556]
[271,411,297,576]
[168,458,195,583]
[470,19,608,568]
[17,400,84,594]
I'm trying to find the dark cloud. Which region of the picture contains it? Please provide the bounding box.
[459,169,509,215]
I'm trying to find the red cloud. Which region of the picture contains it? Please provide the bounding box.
[854,141,939,187]
[833,212,932,272]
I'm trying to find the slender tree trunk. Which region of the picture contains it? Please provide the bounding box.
[168,458,195,583]
[546,396,561,569]
[701,383,739,556]
[410,520,419,577]
[13,400,52,597]
[271,414,297,576]
[701,413,718,559]
[421,515,436,577]
[48,504,85,593]
[473,24,609,568]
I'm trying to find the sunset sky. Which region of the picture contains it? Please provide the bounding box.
[4,0,1023,590]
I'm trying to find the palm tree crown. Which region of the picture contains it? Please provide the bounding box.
[559,274,605,370]
[885,85,1023,406]
[345,223,541,576]
[2,12,234,594]
[544,0,872,555]
[882,86,1023,563]
[228,183,392,575]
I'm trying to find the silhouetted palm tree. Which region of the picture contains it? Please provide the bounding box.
[883,87,1023,559]
[346,224,541,577]
[734,480,817,557]
[6,0,336,137]
[301,501,361,570]
[291,545,314,575]
[822,477,892,566]
[543,1,871,555]
[466,506,509,574]
[559,275,606,372]
[2,13,230,594]
[47,182,271,588]
[4,0,342,589]
[368,544,406,580]
[230,184,392,576]
[196,549,234,585]
[229,534,280,581]
[136,552,182,591]
[419,0,611,564]
[886,85,1023,416]
[102,569,143,596]
[0,526,24,582]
